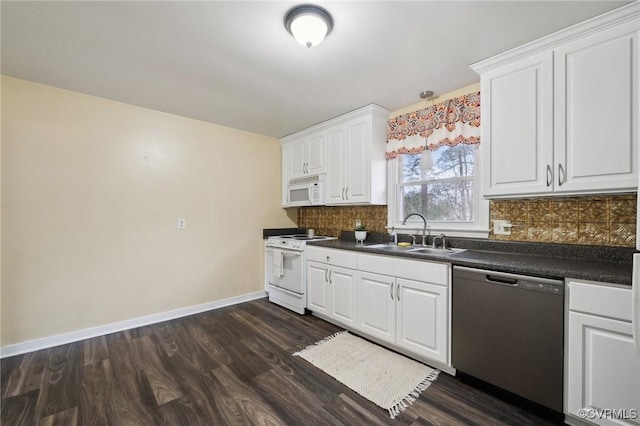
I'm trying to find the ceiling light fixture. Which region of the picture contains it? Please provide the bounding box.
[420,90,434,100]
[284,4,333,48]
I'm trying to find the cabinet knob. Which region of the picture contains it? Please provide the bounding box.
[326,256,330,262]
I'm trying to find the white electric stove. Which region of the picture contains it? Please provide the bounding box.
[265,234,335,314]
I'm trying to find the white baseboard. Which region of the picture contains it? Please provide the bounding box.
[0,291,267,358]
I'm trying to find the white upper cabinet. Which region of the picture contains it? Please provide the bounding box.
[327,115,384,205]
[286,131,327,180]
[472,3,639,198]
[554,21,638,193]
[480,52,554,196]
[281,104,390,206]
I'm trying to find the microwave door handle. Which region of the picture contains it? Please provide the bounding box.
[308,185,313,203]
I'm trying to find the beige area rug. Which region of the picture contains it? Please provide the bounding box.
[293,331,439,418]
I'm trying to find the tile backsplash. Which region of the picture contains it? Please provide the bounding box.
[490,193,636,247]
[297,193,637,247]
[297,205,388,237]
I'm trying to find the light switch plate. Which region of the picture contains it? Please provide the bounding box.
[494,220,512,235]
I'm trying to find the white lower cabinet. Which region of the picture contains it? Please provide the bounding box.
[357,272,395,343]
[566,279,640,425]
[328,266,358,326]
[307,247,358,328]
[307,246,451,367]
[356,272,449,364]
[396,278,448,363]
[307,261,330,314]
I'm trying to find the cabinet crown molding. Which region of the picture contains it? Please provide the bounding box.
[280,103,391,143]
[470,1,640,74]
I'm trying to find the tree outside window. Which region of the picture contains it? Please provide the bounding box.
[399,144,475,222]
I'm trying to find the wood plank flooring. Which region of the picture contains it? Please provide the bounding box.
[1,299,562,425]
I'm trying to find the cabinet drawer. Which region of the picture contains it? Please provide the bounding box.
[306,246,358,269]
[568,279,632,322]
[358,254,449,286]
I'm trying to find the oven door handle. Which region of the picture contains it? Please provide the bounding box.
[267,246,302,255]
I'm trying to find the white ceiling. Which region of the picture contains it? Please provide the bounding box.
[1,1,629,138]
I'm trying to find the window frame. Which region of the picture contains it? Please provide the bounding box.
[387,144,490,238]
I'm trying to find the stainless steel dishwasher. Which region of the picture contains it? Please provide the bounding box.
[452,266,564,412]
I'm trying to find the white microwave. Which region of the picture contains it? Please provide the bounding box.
[287,175,325,206]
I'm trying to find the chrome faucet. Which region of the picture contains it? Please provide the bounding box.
[433,233,446,249]
[402,213,428,246]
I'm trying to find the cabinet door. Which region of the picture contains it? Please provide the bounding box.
[343,117,371,203]
[289,139,307,178]
[357,272,395,344]
[481,51,554,197]
[307,261,329,314]
[326,126,346,204]
[329,266,358,327]
[307,132,326,175]
[567,311,640,425]
[554,22,638,194]
[396,278,448,363]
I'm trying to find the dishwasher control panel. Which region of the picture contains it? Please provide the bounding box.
[517,279,564,295]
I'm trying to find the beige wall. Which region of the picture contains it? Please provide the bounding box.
[1,76,296,346]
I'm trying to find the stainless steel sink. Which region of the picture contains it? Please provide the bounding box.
[363,243,413,250]
[363,243,466,256]
[408,247,466,256]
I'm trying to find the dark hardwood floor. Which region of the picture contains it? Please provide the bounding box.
[2,298,561,425]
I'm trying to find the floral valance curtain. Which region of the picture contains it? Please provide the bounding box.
[386,91,481,159]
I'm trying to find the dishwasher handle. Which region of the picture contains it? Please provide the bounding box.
[485,274,518,285]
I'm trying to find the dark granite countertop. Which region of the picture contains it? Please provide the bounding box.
[308,234,635,286]
[262,228,307,239]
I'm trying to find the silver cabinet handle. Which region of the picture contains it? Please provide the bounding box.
[304,162,308,174]
[341,188,345,200]
[558,163,566,186]
[345,187,349,200]
[390,282,394,300]
[329,270,333,284]
[546,164,552,187]
[396,283,400,301]
[324,268,328,282]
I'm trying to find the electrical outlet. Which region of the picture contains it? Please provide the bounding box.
[494,220,512,235]
[177,217,186,230]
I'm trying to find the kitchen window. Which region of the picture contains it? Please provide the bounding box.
[387,145,489,237]
[385,90,489,238]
